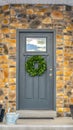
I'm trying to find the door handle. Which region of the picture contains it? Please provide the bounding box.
[49,68,52,71]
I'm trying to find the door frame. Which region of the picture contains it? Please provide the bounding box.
[16,29,56,110]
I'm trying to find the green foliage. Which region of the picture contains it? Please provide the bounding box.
[25,55,47,77]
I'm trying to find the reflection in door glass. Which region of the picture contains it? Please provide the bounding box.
[26,38,46,52]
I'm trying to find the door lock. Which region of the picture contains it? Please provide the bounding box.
[49,73,52,76]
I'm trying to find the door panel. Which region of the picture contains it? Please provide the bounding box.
[17,30,56,110]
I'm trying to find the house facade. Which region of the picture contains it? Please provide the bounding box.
[0,4,73,117]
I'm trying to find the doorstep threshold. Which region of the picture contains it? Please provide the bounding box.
[16,110,56,119]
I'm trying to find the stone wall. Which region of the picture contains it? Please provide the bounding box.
[0,4,73,116]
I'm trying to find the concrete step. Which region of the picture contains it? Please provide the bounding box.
[16,110,56,119]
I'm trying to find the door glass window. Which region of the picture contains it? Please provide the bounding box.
[26,38,46,52]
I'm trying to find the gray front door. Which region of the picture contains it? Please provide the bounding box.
[17,30,56,110]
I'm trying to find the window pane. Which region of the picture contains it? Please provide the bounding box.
[26,38,46,52]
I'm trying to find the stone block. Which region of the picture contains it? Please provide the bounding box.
[2,19,10,25]
[42,18,52,24]
[51,10,63,19]
[2,5,10,12]
[9,91,16,101]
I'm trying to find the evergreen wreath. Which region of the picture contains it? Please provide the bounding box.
[25,55,47,76]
